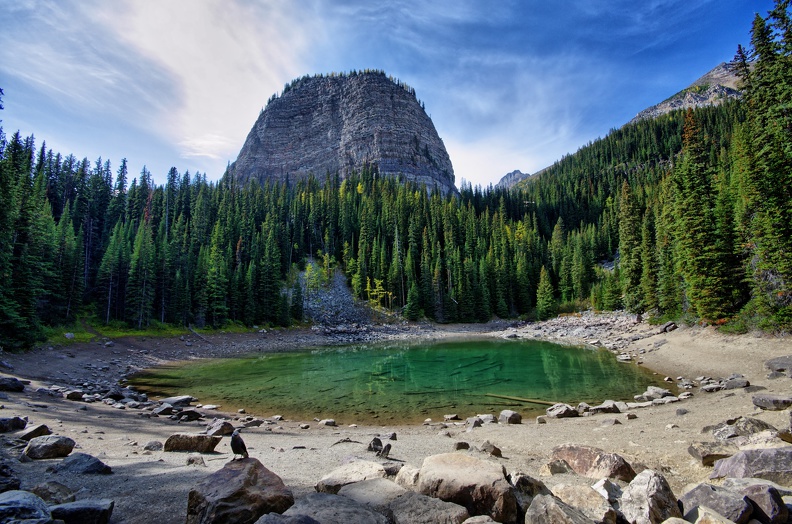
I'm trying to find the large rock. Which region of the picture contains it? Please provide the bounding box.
[523,494,594,524]
[51,452,112,475]
[186,458,294,524]
[739,483,788,524]
[160,395,195,406]
[765,355,792,376]
[509,471,551,514]
[0,417,26,433]
[316,460,386,494]
[678,483,753,523]
[50,498,114,524]
[551,484,617,524]
[29,481,75,505]
[18,423,51,441]
[164,433,222,453]
[752,394,792,411]
[23,435,75,459]
[712,417,779,441]
[418,453,517,523]
[255,515,320,524]
[619,469,682,524]
[688,441,738,466]
[546,404,579,419]
[282,492,387,524]
[232,72,457,196]
[711,448,792,485]
[388,491,470,524]
[550,444,636,482]
[498,410,522,424]
[0,377,25,392]
[587,400,622,415]
[337,478,407,515]
[0,490,51,522]
[0,464,19,494]
[685,505,740,523]
[206,419,235,436]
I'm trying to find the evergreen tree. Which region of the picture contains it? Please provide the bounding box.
[535,265,556,320]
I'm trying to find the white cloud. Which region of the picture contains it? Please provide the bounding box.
[94,0,322,166]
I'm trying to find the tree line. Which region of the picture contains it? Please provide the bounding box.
[0,1,789,349]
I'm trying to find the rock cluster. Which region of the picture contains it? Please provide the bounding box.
[232,71,456,196]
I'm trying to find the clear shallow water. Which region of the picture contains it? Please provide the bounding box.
[130,338,663,424]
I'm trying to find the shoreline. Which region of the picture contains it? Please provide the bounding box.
[1,312,791,523]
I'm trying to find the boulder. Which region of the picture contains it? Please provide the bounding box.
[29,481,75,505]
[711,448,792,485]
[23,435,75,459]
[453,442,470,451]
[65,390,85,401]
[688,442,738,466]
[160,395,194,407]
[588,400,621,415]
[461,517,497,523]
[539,459,573,476]
[368,437,383,452]
[316,460,386,494]
[318,419,336,426]
[337,478,407,515]
[550,444,636,482]
[480,441,502,458]
[186,458,294,524]
[0,377,25,392]
[523,494,594,523]
[153,403,175,416]
[395,464,420,490]
[477,414,497,424]
[498,410,522,424]
[683,505,738,523]
[0,464,20,493]
[739,483,788,524]
[712,417,778,442]
[389,491,470,523]
[546,404,579,419]
[724,378,750,390]
[765,355,792,376]
[678,483,753,523]
[417,453,517,523]
[281,492,387,524]
[206,419,235,436]
[17,423,51,441]
[50,498,114,524]
[255,515,320,524]
[51,452,112,475]
[0,490,51,522]
[591,478,622,504]
[164,433,222,453]
[619,469,682,524]
[752,394,792,411]
[509,471,551,513]
[0,417,26,433]
[143,440,163,451]
[552,484,617,524]
[178,409,203,421]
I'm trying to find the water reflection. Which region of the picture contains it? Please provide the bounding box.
[130,338,662,424]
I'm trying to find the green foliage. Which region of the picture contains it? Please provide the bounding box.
[535,266,557,320]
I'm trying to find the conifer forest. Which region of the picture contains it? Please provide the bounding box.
[0,4,789,349]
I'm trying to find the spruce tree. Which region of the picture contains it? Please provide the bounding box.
[535,265,556,320]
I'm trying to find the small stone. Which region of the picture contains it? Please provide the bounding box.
[536,416,547,424]
[453,442,470,451]
[480,440,502,457]
[299,424,310,430]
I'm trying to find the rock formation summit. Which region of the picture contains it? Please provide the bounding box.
[231,71,456,195]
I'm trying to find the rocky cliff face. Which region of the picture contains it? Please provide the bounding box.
[628,62,741,125]
[231,72,456,195]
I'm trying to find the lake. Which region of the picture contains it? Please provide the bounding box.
[130,338,663,424]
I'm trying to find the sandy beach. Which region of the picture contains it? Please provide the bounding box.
[1,313,790,523]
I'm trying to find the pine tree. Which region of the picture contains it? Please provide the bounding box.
[535,265,556,320]
[126,220,155,329]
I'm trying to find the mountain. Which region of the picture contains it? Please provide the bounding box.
[495,170,530,190]
[230,71,456,195]
[628,62,741,124]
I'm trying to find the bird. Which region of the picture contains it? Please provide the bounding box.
[230,429,248,460]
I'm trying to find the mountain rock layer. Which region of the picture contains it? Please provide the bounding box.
[628,62,741,124]
[231,72,456,195]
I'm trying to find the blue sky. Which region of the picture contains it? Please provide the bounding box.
[0,0,772,188]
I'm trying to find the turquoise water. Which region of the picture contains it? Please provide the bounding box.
[130,338,662,424]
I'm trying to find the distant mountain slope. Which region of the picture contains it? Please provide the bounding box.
[628,62,741,125]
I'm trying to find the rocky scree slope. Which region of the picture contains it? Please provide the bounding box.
[628,61,741,124]
[231,72,457,195]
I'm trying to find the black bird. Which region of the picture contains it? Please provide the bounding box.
[230,429,248,460]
